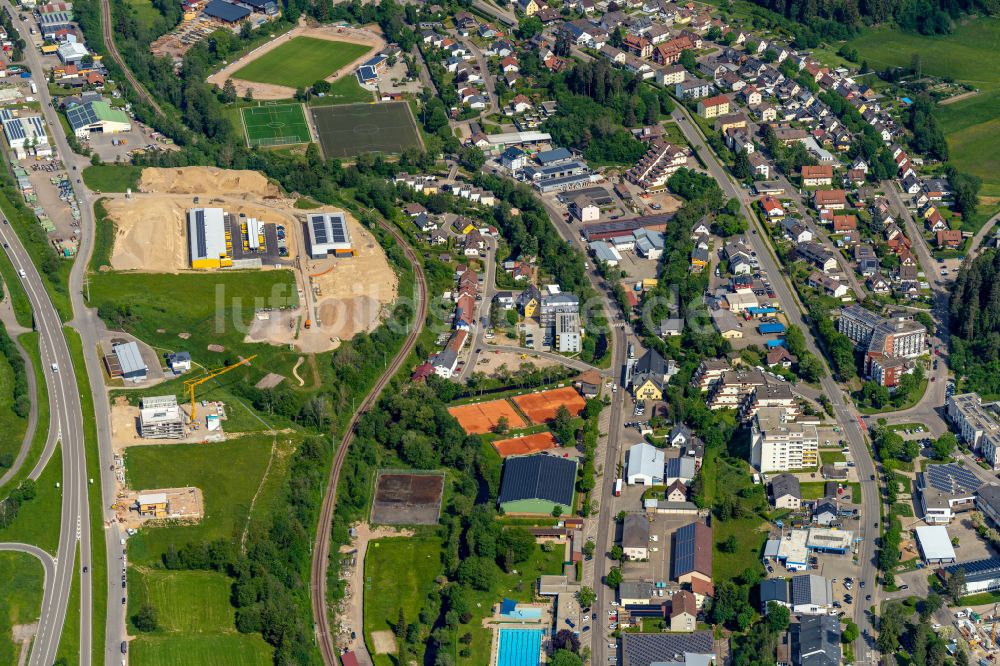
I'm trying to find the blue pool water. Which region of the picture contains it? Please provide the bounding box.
[497,628,544,666]
[502,607,542,620]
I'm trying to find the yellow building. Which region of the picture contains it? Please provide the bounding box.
[516,285,541,317]
[137,492,169,518]
[187,208,232,269]
[518,0,540,15]
[697,95,730,119]
[633,378,663,401]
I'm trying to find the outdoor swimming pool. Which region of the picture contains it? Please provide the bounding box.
[497,628,544,666]
[501,607,543,620]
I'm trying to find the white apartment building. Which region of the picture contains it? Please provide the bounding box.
[948,393,1000,469]
[750,407,819,472]
[555,312,582,353]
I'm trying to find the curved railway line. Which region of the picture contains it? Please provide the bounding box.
[310,220,428,666]
[100,0,163,115]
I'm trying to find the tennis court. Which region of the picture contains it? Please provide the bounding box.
[448,399,527,435]
[311,101,422,158]
[491,432,558,458]
[512,387,587,424]
[241,103,311,148]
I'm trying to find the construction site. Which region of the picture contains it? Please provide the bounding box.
[111,486,205,531]
[103,167,398,353]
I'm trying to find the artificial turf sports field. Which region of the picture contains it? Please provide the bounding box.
[241,103,311,147]
[232,36,372,89]
[311,102,423,158]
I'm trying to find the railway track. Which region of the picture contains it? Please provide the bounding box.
[310,219,428,666]
[99,0,163,115]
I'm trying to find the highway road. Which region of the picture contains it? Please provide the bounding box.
[671,103,882,661]
[0,220,90,666]
[4,3,125,661]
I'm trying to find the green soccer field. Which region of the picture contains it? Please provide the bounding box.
[233,36,372,89]
[241,103,311,148]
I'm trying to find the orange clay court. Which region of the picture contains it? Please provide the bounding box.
[448,399,527,435]
[491,432,558,458]
[512,387,587,424]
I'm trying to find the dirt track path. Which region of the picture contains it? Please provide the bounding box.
[341,523,413,660]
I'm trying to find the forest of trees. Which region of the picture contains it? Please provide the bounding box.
[742,0,996,36]
[949,249,1000,393]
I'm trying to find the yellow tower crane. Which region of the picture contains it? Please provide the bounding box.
[183,355,257,422]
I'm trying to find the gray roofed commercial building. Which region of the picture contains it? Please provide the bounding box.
[619,580,656,604]
[627,441,665,486]
[111,341,147,381]
[791,615,841,666]
[978,484,1000,528]
[203,0,251,21]
[536,147,573,164]
[790,575,833,614]
[621,631,716,666]
[498,455,577,514]
[942,558,1000,596]
[665,456,696,483]
[307,212,353,259]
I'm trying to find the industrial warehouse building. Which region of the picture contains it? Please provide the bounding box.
[138,395,185,439]
[188,208,231,269]
[942,558,1000,596]
[497,454,576,515]
[104,341,148,382]
[306,212,354,259]
[65,100,132,138]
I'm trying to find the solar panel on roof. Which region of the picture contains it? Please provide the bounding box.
[311,217,328,244]
[330,217,347,243]
[925,463,981,494]
[672,523,695,578]
[194,209,207,258]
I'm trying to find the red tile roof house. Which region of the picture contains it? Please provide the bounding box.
[832,215,857,232]
[760,196,784,218]
[813,189,847,211]
[936,229,963,249]
[801,165,833,187]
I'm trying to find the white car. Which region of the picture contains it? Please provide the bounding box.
[932,623,942,630]
[608,643,617,649]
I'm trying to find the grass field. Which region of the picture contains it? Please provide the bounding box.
[87,270,301,378]
[125,534,274,666]
[124,436,291,566]
[82,165,142,193]
[364,536,443,665]
[309,75,374,105]
[0,552,43,665]
[127,0,161,29]
[0,446,63,554]
[241,103,311,148]
[233,37,372,89]
[0,337,28,475]
[851,18,1000,208]
[820,450,846,464]
[128,569,238,634]
[129,633,273,666]
[312,102,423,158]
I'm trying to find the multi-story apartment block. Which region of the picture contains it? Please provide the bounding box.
[838,305,926,387]
[750,407,819,472]
[948,393,1000,469]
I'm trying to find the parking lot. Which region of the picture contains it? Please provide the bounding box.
[620,514,695,584]
[86,121,162,163]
